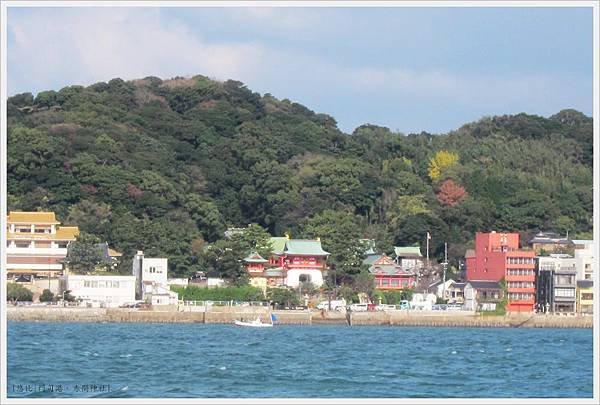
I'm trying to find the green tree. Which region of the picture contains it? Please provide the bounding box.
[63,232,110,274]
[267,287,299,309]
[234,223,273,258]
[302,209,367,287]
[39,289,55,303]
[7,283,33,302]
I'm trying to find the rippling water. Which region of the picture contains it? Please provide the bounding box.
[7,322,593,398]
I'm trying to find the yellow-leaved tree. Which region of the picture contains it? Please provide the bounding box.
[428,150,459,181]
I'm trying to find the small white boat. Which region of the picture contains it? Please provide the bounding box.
[234,313,276,328]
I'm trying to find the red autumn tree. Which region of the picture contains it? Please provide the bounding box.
[126,183,143,199]
[436,179,467,206]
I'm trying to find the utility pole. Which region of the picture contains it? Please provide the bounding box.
[442,242,448,302]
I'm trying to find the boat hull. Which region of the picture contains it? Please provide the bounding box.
[234,320,273,328]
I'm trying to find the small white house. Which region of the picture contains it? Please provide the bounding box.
[144,283,179,306]
[207,278,226,288]
[59,274,135,308]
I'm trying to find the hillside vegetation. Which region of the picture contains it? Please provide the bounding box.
[6,75,593,278]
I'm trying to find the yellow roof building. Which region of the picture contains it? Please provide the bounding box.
[6,211,80,277]
[7,211,61,224]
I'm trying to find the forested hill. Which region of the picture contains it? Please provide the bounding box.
[6,75,593,276]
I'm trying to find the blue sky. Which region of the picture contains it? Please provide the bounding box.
[7,6,593,134]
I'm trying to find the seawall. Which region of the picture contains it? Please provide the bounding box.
[6,307,593,328]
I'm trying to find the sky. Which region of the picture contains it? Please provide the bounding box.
[6,5,594,134]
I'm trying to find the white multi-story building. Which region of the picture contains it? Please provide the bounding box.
[6,211,79,278]
[132,251,176,305]
[572,240,596,281]
[59,274,135,308]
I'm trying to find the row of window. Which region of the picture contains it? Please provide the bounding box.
[506,269,534,276]
[146,267,163,274]
[480,291,500,299]
[377,278,413,287]
[8,241,68,248]
[507,257,535,265]
[83,280,122,288]
[554,288,575,298]
[554,275,575,285]
[507,293,534,300]
[507,281,534,289]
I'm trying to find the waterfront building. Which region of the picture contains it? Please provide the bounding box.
[393,246,424,271]
[6,211,79,279]
[132,251,176,303]
[529,231,572,255]
[59,274,136,307]
[427,279,464,304]
[282,239,329,288]
[535,255,577,313]
[244,252,270,293]
[245,236,328,288]
[466,232,536,312]
[463,281,502,311]
[572,240,595,281]
[144,283,179,306]
[367,254,416,290]
[576,280,593,314]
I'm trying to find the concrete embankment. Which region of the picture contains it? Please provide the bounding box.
[6,307,593,328]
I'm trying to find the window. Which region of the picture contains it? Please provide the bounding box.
[555,288,575,298]
[299,274,312,283]
[555,275,574,285]
[57,242,68,248]
[581,293,593,300]
[15,241,30,248]
[391,279,399,286]
[382,279,390,285]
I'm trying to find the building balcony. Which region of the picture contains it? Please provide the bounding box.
[286,263,326,269]
[507,287,535,293]
[375,284,414,290]
[6,247,68,256]
[505,275,535,282]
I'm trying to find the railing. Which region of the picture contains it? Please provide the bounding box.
[178,300,269,307]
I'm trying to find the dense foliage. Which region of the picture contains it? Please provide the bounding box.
[7,283,34,302]
[6,75,593,283]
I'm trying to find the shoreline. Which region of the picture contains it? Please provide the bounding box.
[6,307,593,328]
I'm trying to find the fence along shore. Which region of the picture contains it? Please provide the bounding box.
[6,306,592,328]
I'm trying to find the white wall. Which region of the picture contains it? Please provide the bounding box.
[574,244,595,281]
[61,275,135,307]
[286,269,324,288]
[142,258,168,285]
[167,278,188,287]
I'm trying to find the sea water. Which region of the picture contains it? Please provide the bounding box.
[7,322,593,398]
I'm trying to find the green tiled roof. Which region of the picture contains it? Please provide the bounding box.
[394,246,422,258]
[270,237,288,254]
[369,265,415,276]
[243,252,268,263]
[284,239,330,256]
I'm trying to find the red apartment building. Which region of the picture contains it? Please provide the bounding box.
[466,232,536,312]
